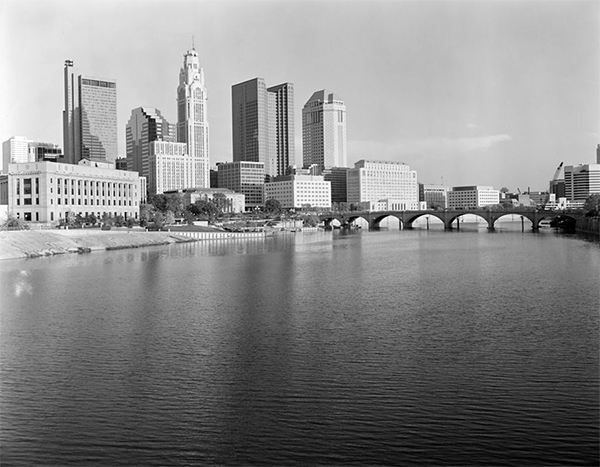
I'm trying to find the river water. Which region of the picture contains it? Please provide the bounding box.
[1,225,598,466]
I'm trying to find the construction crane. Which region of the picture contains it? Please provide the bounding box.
[546,162,563,205]
[551,162,564,185]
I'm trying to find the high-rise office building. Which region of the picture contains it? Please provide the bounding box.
[63,60,78,165]
[302,90,347,171]
[177,47,210,188]
[126,107,175,177]
[268,83,295,176]
[63,60,118,165]
[232,78,295,178]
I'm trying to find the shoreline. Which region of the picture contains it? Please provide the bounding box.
[0,227,323,262]
[0,229,200,262]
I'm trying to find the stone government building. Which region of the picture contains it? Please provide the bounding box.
[0,160,146,223]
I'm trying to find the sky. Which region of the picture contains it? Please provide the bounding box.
[1,0,598,191]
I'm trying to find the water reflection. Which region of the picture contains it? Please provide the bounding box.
[0,230,598,466]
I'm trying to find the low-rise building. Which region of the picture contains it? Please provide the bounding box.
[347,160,419,210]
[165,187,245,213]
[217,161,265,209]
[447,186,500,209]
[3,136,63,174]
[2,159,146,223]
[421,184,449,209]
[322,167,349,204]
[264,174,331,209]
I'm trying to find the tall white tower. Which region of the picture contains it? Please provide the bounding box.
[177,46,210,188]
[302,90,347,171]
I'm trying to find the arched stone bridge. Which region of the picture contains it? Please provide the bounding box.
[318,209,583,231]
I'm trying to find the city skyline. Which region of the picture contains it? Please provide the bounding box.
[1,0,598,191]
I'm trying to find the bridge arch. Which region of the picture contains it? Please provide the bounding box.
[370,213,403,230]
[490,212,536,230]
[346,214,372,228]
[404,212,445,229]
[447,212,491,230]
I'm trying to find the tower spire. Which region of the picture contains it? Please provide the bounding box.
[192,35,195,50]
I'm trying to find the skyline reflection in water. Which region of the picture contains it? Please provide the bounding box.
[1,228,598,466]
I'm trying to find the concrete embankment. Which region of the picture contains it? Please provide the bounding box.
[0,229,197,261]
[576,217,600,236]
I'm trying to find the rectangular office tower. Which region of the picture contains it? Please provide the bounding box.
[302,90,347,172]
[267,83,295,176]
[63,60,118,164]
[232,78,295,178]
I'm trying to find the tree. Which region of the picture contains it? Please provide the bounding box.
[101,212,114,226]
[114,215,126,227]
[165,193,185,216]
[188,199,219,221]
[212,192,228,214]
[84,212,97,226]
[153,211,166,229]
[299,213,320,227]
[183,210,196,225]
[139,204,156,227]
[264,198,282,215]
[583,194,600,216]
[148,194,168,213]
[164,210,175,225]
[1,214,29,230]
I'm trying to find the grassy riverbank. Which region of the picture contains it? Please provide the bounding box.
[0,229,197,261]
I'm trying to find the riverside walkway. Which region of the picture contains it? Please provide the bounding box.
[319,208,584,231]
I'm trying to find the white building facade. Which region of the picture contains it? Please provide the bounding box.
[3,136,30,173]
[177,47,210,188]
[264,174,331,209]
[3,160,146,223]
[347,160,418,210]
[447,186,500,209]
[302,90,347,171]
[564,164,600,201]
[148,141,194,195]
[3,137,64,174]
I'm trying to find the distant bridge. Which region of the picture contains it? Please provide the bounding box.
[318,209,583,231]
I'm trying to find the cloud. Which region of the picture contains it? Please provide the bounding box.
[349,134,512,162]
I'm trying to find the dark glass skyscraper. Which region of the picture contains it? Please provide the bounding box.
[232,78,295,177]
[63,60,117,164]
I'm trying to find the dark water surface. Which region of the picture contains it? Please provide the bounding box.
[1,227,599,466]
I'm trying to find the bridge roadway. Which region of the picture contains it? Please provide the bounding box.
[318,209,583,231]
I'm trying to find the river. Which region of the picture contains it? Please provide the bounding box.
[1,225,598,466]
